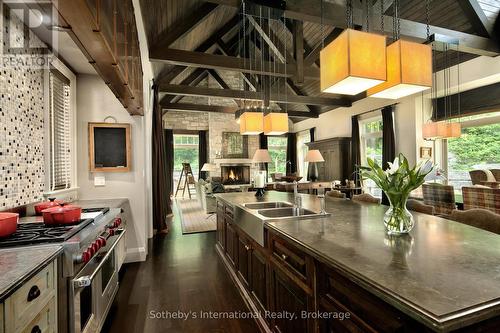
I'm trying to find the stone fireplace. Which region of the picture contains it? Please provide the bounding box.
[221,165,251,185]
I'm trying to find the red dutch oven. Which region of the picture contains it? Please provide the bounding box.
[34,198,64,216]
[0,213,19,237]
[42,205,82,225]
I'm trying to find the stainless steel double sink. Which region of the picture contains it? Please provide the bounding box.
[233,201,329,246]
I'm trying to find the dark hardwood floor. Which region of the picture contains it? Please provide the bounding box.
[102,206,260,333]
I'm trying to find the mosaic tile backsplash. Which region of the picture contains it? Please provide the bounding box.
[0,8,45,209]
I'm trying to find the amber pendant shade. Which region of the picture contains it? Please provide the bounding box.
[320,29,387,95]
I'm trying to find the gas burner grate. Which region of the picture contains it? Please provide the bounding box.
[0,218,94,248]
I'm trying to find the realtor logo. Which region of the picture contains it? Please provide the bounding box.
[0,0,57,69]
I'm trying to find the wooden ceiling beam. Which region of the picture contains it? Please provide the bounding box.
[293,21,304,85]
[207,68,242,107]
[205,0,499,56]
[160,84,350,107]
[457,0,492,37]
[372,0,394,14]
[161,68,208,105]
[304,28,343,67]
[150,49,321,79]
[152,3,219,52]
[161,103,318,118]
[156,15,240,84]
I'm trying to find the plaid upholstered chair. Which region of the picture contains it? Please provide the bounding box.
[462,186,500,214]
[422,184,457,215]
[406,199,435,215]
[449,209,500,234]
[469,169,496,185]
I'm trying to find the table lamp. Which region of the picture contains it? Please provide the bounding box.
[305,150,324,182]
[252,149,272,197]
[201,163,217,180]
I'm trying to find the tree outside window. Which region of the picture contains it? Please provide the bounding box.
[267,136,288,181]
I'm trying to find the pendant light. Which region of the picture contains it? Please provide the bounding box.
[263,7,289,135]
[320,0,387,95]
[238,2,263,135]
[368,0,432,99]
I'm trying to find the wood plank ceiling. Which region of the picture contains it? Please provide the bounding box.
[139,0,500,122]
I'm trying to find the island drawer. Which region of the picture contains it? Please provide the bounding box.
[4,261,56,333]
[317,264,423,332]
[268,231,312,289]
[19,297,56,333]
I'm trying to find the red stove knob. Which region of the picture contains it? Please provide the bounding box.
[114,218,122,228]
[91,241,100,253]
[97,237,106,247]
[81,249,92,263]
[108,228,115,236]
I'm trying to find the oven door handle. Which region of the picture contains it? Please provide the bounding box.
[72,229,126,289]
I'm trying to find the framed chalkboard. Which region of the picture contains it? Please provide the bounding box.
[89,122,131,172]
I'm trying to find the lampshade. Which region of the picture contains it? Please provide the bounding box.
[201,163,217,172]
[240,111,263,135]
[446,122,461,138]
[320,29,387,95]
[264,112,289,135]
[252,149,272,163]
[368,40,432,99]
[422,121,448,139]
[305,150,325,162]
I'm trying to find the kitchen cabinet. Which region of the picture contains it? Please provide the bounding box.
[236,234,251,289]
[3,259,58,333]
[270,265,309,333]
[306,137,351,182]
[216,202,225,249]
[249,246,268,314]
[225,220,237,267]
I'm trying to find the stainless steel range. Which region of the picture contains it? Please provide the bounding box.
[0,207,127,333]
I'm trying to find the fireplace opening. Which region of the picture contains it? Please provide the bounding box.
[221,165,250,185]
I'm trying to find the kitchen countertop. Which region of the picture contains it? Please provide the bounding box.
[0,245,62,301]
[215,191,500,331]
[72,198,129,209]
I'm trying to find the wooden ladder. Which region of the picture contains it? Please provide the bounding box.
[175,163,196,198]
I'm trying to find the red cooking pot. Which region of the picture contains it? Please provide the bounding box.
[34,198,64,215]
[42,205,82,225]
[0,213,19,237]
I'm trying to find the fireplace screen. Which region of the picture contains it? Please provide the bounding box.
[221,165,251,185]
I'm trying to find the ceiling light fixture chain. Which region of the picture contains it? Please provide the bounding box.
[365,0,370,32]
[346,0,353,29]
[425,0,431,40]
[380,0,384,33]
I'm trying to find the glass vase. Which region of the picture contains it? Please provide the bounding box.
[383,194,414,235]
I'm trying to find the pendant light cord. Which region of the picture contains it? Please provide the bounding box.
[365,0,369,32]
[380,0,384,33]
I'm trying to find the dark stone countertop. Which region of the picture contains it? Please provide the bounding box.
[215,191,500,332]
[0,245,62,301]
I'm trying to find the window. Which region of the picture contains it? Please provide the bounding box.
[446,112,500,190]
[173,134,199,193]
[267,136,288,181]
[296,130,311,178]
[48,70,72,191]
[360,116,383,197]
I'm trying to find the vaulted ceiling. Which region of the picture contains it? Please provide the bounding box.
[139,0,500,122]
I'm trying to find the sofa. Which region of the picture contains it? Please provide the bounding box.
[195,179,217,213]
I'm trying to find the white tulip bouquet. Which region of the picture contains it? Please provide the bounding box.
[360,153,443,234]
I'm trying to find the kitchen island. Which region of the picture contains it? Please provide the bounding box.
[215,191,500,333]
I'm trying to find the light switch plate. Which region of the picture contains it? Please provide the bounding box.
[94,176,106,186]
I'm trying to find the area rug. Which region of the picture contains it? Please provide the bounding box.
[175,199,216,234]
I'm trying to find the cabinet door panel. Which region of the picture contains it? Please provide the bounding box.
[270,265,308,333]
[225,222,237,267]
[216,208,225,248]
[250,248,268,312]
[237,235,250,289]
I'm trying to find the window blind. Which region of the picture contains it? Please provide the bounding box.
[49,70,71,191]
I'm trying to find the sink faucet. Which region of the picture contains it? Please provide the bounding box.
[293,181,302,215]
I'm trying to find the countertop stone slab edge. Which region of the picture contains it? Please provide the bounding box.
[0,245,62,302]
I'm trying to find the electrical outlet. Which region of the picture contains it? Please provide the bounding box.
[94,176,106,186]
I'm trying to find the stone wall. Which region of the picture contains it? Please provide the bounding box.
[163,110,260,180]
[163,111,209,131]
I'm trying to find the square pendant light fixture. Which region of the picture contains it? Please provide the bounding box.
[320,29,387,95]
[368,40,432,99]
[239,110,264,135]
[264,112,288,135]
